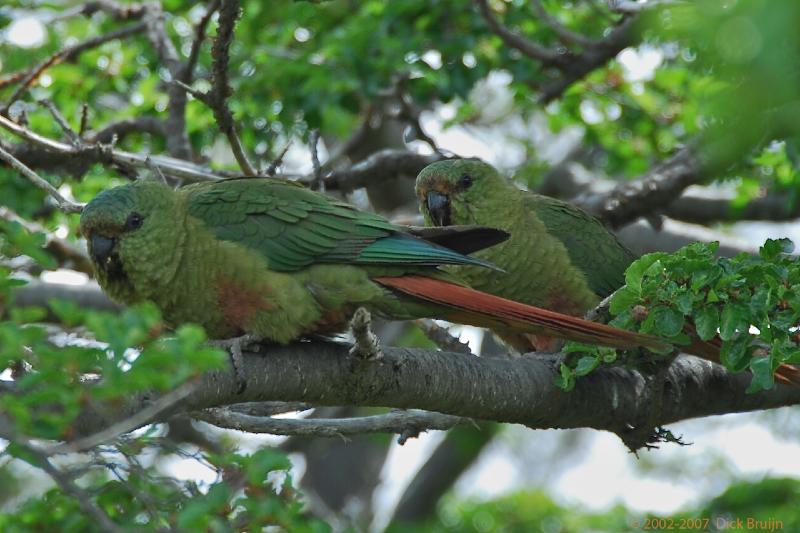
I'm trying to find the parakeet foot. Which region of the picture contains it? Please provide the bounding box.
[349,307,383,360]
[210,334,263,393]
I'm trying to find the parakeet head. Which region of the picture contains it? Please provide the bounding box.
[415,158,508,227]
[80,180,184,302]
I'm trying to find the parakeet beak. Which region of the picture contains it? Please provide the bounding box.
[90,233,116,266]
[426,191,451,226]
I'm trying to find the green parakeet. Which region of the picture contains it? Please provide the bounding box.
[79,177,666,351]
[416,158,800,383]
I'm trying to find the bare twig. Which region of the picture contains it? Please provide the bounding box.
[0,425,123,533]
[415,320,473,355]
[195,408,464,440]
[78,104,90,138]
[38,99,82,147]
[90,117,167,144]
[142,3,192,159]
[78,0,147,20]
[46,381,198,455]
[265,141,292,176]
[182,0,222,83]
[0,113,222,183]
[144,156,168,184]
[475,0,561,64]
[205,0,257,175]
[228,401,312,417]
[474,0,638,104]
[0,144,83,214]
[531,0,595,47]
[325,149,444,192]
[1,23,147,113]
[608,0,682,13]
[349,308,383,360]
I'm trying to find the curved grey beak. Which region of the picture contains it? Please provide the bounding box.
[90,233,116,265]
[426,191,451,226]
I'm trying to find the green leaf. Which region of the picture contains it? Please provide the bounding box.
[574,355,600,377]
[609,286,639,315]
[624,253,666,293]
[747,356,775,393]
[642,305,685,337]
[759,238,794,261]
[719,303,749,340]
[719,335,752,372]
[554,363,575,392]
[695,306,720,341]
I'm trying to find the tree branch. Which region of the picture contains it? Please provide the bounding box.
[0,144,83,214]
[475,0,561,64]
[66,341,800,447]
[475,0,639,104]
[664,193,800,224]
[0,114,221,182]
[325,149,444,192]
[206,0,257,175]
[195,408,464,440]
[0,22,147,114]
[142,3,192,159]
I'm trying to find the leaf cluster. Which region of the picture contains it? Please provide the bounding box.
[560,239,800,392]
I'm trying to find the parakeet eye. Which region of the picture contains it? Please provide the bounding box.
[458,174,473,189]
[125,212,144,231]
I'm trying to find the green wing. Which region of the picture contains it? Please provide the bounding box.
[185,178,497,272]
[528,194,635,298]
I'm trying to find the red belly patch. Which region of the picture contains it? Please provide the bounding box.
[215,275,273,330]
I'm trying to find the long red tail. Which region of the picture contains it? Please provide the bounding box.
[374,275,671,351]
[686,336,800,386]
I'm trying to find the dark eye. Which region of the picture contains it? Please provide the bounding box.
[125,212,144,231]
[458,174,473,189]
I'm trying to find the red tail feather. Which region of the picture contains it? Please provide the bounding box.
[686,336,800,386]
[374,275,670,351]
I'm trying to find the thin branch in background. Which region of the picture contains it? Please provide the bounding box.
[415,319,473,355]
[228,401,313,417]
[1,22,148,114]
[325,149,443,192]
[90,116,167,144]
[78,0,148,20]
[78,103,90,138]
[475,0,561,64]
[608,0,682,13]
[195,408,465,441]
[0,144,83,214]
[142,2,192,159]
[182,0,222,83]
[309,129,324,191]
[265,140,292,176]
[349,307,383,360]
[0,207,94,276]
[203,0,258,176]
[475,0,638,104]
[0,113,222,183]
[531,0,595,47]
[144,156,168,184]
[38,99,82,147]
[0,425,123,533]
[46,381,198,455]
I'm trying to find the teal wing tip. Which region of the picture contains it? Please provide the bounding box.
[463,255,506,272]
